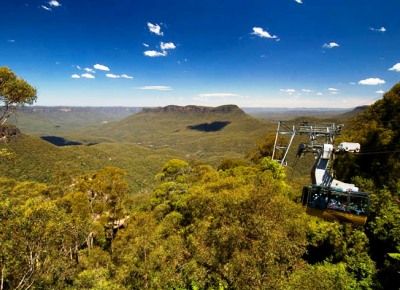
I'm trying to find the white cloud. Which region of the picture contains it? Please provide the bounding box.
[316,92,323,96]
[280,89,296,94]
[48,0,61,7]
[147,22,163,36]
[251,27,278,39]
[389,63,400,72]
[323,42,340,49]
[81,73,95,79]
[93,64,110,71]
[139,86,172,91]
[41,5,51,11]
[327,88,339,95]
[106,73,120,79]
[198,93,239,98]
[143,43,150,47]
[121,74,134,79]
[302,89,313,93]
[71,74,80,79]
[76,65,82,70]
[144,50,167,57]
[376,90,385,94]
[370,27,386,32]
[349,82,356,85]
[358,78,385,85]
[105,73,133,79]
[84,67,95,73]
[160,42,176,50]
[294,0,303,3]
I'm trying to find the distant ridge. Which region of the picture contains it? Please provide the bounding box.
[340,105,369,119]
[350,105,369,114]
[20,106,141,114]
[142,104,244,114]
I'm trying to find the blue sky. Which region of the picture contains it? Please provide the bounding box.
[1,0,399,107]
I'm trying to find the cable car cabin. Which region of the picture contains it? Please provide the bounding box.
[272,121,369,225]
[301,185,369,225]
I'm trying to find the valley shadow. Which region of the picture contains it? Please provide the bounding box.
[41,136,83,146]
[187,121,231,132]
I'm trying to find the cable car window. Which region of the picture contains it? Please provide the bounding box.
[348,195,368,216]
[309,189,328,210]
[327,193,348,212]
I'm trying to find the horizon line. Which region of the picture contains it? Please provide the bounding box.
[24,105,360,110]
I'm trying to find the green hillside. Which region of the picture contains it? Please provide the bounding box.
[0,134,178,192]
[336,83,400,190]
[335,105,369,120]
[0,105,275,194]
[83,105,273,163]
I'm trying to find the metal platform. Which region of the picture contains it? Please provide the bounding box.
[272,121,343,165]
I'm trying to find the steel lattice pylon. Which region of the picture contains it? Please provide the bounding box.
[271,121,343,165]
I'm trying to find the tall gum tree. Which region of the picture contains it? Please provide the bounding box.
[0,67,36,126]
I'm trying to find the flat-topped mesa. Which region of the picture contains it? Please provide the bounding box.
[141,104,245,114]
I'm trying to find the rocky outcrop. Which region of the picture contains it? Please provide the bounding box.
[142,104,244,114]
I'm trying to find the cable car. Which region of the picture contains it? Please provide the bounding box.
[272,121,370,225]
[300,143,369,225]
[301,185,369,225]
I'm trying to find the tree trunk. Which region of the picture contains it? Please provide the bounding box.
[1,265,4,290]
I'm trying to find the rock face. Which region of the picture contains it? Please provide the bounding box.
[142,104,244,114]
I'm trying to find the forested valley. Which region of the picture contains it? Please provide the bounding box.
[0,68,399,289]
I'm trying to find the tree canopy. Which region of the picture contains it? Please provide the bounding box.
[335,83,400,192]
[333,83,400,289]
[0,67,36,125]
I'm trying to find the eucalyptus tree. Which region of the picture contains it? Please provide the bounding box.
[0,67,36,126]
